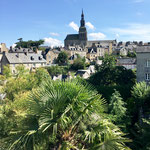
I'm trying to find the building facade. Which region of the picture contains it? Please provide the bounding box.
[136,46,150,82]
[1,52,47,74]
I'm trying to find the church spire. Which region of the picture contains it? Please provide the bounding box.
[80,9,85,27]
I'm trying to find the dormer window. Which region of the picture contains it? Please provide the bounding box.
[39,56,42,60]
[31,56,34,60]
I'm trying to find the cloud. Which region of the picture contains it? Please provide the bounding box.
[50,32,59,36]
[44,37,63,47]
[69,21,79,31]
[116,34,120,38]
[109,23,150,41]
[86,22,95,30]
[88,32,106,40]
[12,43,17,48]
[133,0,144,3]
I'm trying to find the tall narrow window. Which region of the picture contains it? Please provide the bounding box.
[146,60,150,67]
[146,73,150,80]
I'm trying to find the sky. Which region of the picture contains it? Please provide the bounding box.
[1,0,150,47]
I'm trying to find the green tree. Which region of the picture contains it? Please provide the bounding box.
[127,51,136,58]
[45,65,68,77]
[109,90,127,122]
[131,82,150,123]
[71,55,86,71]
[56,51,68,65]
[15,39,44,49]
[8,79,131,150]
[3,65,12,79]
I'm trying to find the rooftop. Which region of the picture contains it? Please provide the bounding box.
[136,46,150,53]
[4,52,46,64]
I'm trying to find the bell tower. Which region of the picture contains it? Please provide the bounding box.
[79,9,87,46]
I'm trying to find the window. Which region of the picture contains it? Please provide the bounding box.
[146,73,150,81]
[146,60,150,67]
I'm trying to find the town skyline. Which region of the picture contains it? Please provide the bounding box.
[1,0,150,47]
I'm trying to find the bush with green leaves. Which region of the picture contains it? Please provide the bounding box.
[56,51,68,66]
[71,55,86,71]
[6,79,131,150]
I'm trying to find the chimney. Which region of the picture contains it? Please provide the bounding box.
[35,47,38,53]
[10,46,12,51]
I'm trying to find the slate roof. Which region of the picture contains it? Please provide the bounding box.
[65,34,79,40]
[88,47,97,54]
[117,58,136,65]
[9,48,34,53]
[136,46,150,53]
[5,53,46,64]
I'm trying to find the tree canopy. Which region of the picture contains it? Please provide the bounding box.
[56,51,68,66]
[15,39,44,49]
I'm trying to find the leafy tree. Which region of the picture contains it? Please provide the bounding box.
[131,82,150,123]
[127,51,136,58]
[45,65,69,77]
[89,54,136,86]
[89,65,135,86]
[134,119,150,150]
[15,39,44,49]
[3,65,12,79]
[1,67,50,101]
[56,51,68,65]
[15,65,28,78]
[100,54,117,69]
[109,89,127,122]
[71,55,86,71]
[7,79,131,150]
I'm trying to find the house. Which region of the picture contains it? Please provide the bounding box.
[87,47,97,61]
[136,46,150,82]
[65,45,87,64]
[1,52,47,74]
[75,70,90,79]
[75,65,95,79]
[44,48,61,65]
[113,47,128,56]
[117,58,136,70]
[86,45,108,61]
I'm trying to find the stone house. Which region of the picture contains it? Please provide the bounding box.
[86,44,109,61]
[113,47,128,56]
[136,46,150,82]
[64,46,87,63]
[44,49,60,65]
[87,47,98,61]
[1,52,47,74]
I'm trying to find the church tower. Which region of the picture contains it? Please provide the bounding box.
[79,10,87,47]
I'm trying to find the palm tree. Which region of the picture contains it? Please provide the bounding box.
[8,79,131,150]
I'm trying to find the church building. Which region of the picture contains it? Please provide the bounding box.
[64,10,87,48]
[64,10,117,52]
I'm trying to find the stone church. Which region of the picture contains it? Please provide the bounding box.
[64,10,87,48]
[64,10,117,49]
